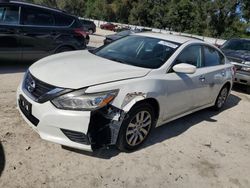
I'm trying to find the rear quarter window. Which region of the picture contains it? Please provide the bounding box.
[204,46,225,66]
[55,14,74,26]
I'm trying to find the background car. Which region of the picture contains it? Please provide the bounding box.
[100,22,117,31]
[104,29,141,45]
[221,38,250,92]
[115,25,131,32]
[0,0,89,63]
[79,19,96,34]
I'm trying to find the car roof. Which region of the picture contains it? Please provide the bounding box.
[134,32,203,44]
[7,0,74,16]
[228,38,250,41]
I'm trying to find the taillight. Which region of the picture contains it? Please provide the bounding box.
[74,28,87,37]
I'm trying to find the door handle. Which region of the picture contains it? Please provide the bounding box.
[199,75,205,82]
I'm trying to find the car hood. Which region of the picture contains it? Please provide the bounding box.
[222,49,250,61]
[29,50,151,89]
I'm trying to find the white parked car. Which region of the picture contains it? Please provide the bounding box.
[17,33,234,152]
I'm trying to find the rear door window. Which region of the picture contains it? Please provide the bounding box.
[0,5,19,25]
[204,46,225,66]
[21,7,55,26]
[54,14,73,26]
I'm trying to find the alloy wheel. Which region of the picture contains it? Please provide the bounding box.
[217,87,228,108]
[125,111,152,146]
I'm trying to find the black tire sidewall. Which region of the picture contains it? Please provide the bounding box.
[214,86,229,110]
[117,103,155,152]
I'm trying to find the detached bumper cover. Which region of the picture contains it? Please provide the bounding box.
[17,85,126,151]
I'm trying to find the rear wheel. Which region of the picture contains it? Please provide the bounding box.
[117,103,155,152]
[246,86,250,94]
[213,86,229,110]
[55,46,74,54]
[88,29,94,34]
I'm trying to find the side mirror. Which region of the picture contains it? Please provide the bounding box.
[173,63,197,74]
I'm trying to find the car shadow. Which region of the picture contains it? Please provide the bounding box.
[0,62,31,74]
[232,84,250,95]
[143,93,241,149]
[0,142,5,177]
[63,93,241,159]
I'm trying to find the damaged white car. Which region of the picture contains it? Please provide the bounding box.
[17,33,234,152]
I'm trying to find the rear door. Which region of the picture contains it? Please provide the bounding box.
[199,45,227,105]
[0,4,21,62]
[19,6,57,62]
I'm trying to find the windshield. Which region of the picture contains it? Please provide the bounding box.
[221,39,250,52]
[93,35,180,69]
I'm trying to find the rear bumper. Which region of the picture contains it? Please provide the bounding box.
[17,85,93,152]
[234,71,250,86]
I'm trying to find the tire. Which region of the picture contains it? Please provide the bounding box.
[116,103,155,152]
[213,86,229,110]
[246,86,250,94]
[85,36,90,45]
[55,46,74,54]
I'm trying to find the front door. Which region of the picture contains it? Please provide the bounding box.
[0,4,21,62]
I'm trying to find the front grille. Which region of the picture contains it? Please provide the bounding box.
[23,72,56,101]
[61,129,90,145]
[22,72,71,103]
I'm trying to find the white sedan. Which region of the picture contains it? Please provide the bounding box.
[17,33,234,152]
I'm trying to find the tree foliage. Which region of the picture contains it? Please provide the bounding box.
[27,0,250,38]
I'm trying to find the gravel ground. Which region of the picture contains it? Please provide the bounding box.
[0,29,250,188]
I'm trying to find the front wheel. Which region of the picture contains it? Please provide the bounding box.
[116,103,155,152]
[213,86,229,110]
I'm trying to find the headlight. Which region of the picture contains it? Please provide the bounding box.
[51,89,119,111]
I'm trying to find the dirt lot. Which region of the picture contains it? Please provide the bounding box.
[0,29,250,188]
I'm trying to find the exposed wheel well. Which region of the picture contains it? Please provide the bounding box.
[133,98,160,121]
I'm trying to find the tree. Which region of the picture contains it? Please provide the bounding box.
[128,0,152,26]
[207,0,241,37]
[64,0,86,17]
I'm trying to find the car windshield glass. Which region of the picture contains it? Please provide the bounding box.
[93,35,180,69]
[221,39,250,52]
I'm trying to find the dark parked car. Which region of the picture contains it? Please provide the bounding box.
[80,19,96,34]
[104,30,141,45]
[0,0,89,62]
[221,38,250,92]
[100,22,117,31]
